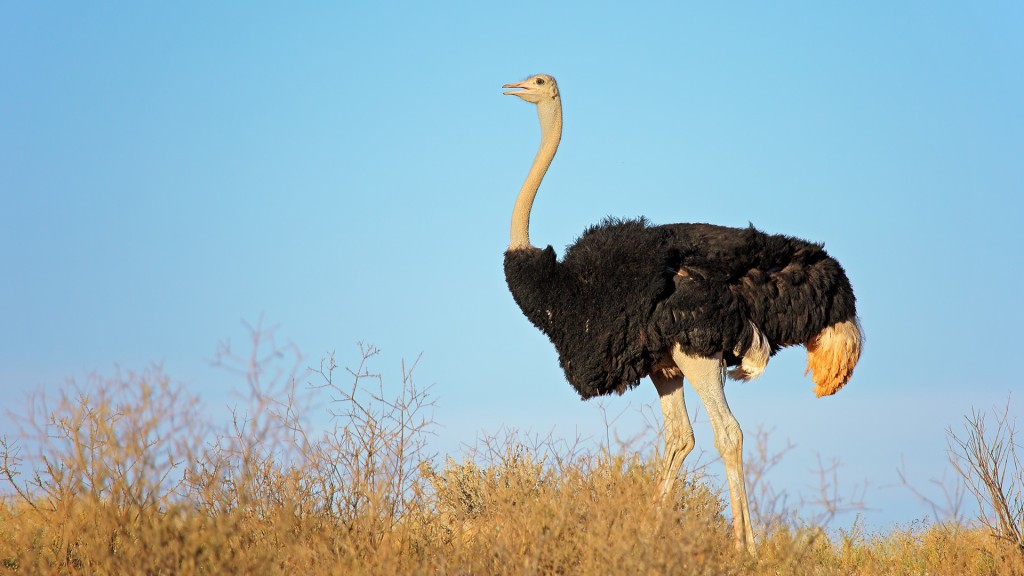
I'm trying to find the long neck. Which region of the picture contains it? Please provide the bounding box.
[510,101,562,251]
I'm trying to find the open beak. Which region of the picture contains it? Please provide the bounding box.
[502,80,531,96]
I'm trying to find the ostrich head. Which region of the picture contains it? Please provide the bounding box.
[502,74,559,104]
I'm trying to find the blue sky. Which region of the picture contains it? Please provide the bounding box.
[3,2,1022,529]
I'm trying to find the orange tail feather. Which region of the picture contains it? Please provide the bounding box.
[805,319,862,397]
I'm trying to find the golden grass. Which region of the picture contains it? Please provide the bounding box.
[2,337,1022,574]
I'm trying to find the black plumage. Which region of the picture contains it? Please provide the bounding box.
[504,217,857,399]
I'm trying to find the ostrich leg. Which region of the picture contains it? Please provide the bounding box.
[673,348,756,554]
[651,372,695,499]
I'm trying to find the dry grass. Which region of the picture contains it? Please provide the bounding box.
[2,330,1023,574]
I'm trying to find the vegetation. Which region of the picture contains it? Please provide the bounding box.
[2,329,1022,574]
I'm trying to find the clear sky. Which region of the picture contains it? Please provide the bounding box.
[3,2,1022,529]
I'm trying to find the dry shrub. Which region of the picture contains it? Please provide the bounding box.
[422,430,742,574]
[0,367,204,573]
[0,324,441,574]
[948,399,1024,551]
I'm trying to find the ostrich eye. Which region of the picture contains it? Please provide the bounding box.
[536,78,545,85]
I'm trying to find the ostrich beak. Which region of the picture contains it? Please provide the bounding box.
[502,80,532,96]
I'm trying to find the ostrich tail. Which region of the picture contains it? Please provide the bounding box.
[805,319,862,397]
[728,322,771,381]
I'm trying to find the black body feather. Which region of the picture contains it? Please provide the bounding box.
[504,218,857,399]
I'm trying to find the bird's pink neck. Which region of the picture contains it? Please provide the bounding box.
[510,102,562,251]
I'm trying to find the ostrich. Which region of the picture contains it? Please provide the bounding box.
[501,74,862,553]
